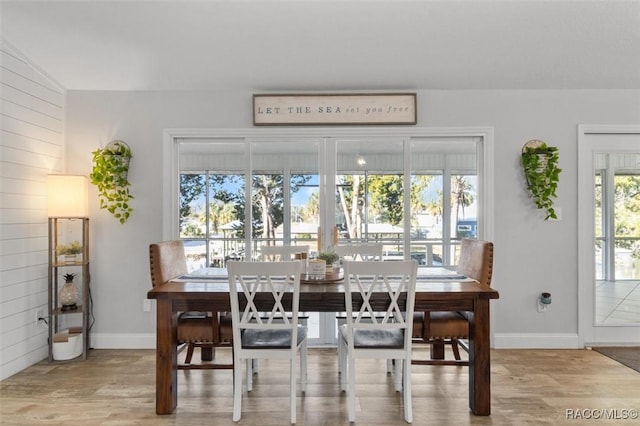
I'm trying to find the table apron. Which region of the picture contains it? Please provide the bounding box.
[170,295,476,313]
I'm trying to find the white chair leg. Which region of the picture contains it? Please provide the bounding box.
[246,359,253,392]
[300,340,307,393]
[337,338,343,375]
[337,319,345,375]
[290,358,297,424]
[233,355,243,422]
[394,359,402,392]
[339,339,347,392]
[403,357,412,423]
[347,354,356,423]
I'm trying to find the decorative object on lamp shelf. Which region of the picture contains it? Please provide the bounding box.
[47,175,88,218]
[55,241,83,264]
[90,140,133,224]
[521,140,562,220]
[59,273,79,311]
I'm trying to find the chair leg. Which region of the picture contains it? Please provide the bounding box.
[403,357,413,423]
[246,359,253,392]
[451,339,462,360]
[289,357,297,424]
[347,354,356,423]
[394,359,402,392]
[339,340,347,392]
[201,345,214,362]
[300,339,307,393]
[387,358,393,374]
[232,355,242,422]
[184,343,195,364]
[430,341,445,360]
[337,337,342,375]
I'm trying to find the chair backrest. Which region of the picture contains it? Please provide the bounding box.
[149,240,188,287]
[343,260,418,347]
[227,260,303,347]
[259,245,310,262]
[456,238,494,286]
[334,243,384,261]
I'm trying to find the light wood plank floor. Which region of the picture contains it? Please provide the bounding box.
[1,347,639,425]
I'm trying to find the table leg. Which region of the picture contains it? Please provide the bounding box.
[156,298,178,414]
[468,298,491,415]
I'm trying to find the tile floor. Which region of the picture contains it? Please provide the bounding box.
[596,280,640,323]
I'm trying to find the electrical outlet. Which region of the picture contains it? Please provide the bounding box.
[143,299,152,313]
[35,309,45,325]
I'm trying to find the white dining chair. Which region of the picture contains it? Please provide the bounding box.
[227,260,307,424]
[334,242,383,262]
[254,244,309,374]
[259,244,310,262]
[334,243,392,375]
[338,259,418,423]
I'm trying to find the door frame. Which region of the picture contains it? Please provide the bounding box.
[163,127,495,241]
[163,126,496,344]
[578,124,640,346]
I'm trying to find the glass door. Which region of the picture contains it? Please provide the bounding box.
[176,131,486,346]
[578,127,640,346]
[594,153,640,324]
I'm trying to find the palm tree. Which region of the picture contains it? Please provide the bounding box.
[451,176,474,220]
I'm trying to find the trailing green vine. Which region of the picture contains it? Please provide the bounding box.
[521,141,561,220]
[90,140,133,224]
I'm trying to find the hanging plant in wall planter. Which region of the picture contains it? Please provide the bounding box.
[521,139,562,220]
[90,140,133,224]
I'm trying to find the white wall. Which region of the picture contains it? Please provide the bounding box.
[63,89,640,350]
[0,41,65,380]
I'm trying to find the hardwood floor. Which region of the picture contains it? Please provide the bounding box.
[1,347,639,425]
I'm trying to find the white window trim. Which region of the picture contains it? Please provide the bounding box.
[163,127,494,243]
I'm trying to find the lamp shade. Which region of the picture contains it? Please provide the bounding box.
[47,175,89,218]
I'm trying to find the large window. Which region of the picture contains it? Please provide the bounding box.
[168,129,492,344]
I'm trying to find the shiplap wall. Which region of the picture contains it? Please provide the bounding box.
[0,40,65,380]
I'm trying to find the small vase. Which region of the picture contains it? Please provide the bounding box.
[59,281,79,311]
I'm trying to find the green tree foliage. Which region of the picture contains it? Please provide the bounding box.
[336,174,433,239]
[451,176,475,219]
[368,175,404,224]
[179,174,205,228]
[183,173,312,241]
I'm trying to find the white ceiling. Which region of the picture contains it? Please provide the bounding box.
[2,0,640,91]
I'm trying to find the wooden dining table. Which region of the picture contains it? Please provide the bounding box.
[147,268,499,416]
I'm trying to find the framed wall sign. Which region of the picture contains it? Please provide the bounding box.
[253,93,417,126]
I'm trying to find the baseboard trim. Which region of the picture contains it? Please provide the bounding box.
[91,333,156,349]
[494,333,581,349]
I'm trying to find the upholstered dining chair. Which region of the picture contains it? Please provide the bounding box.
[149,240,233,370]
[412,238,494,366]
[334,243,388,374]
[339,259,418,423]
[255,244,310,373]
[227,260,307,424]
